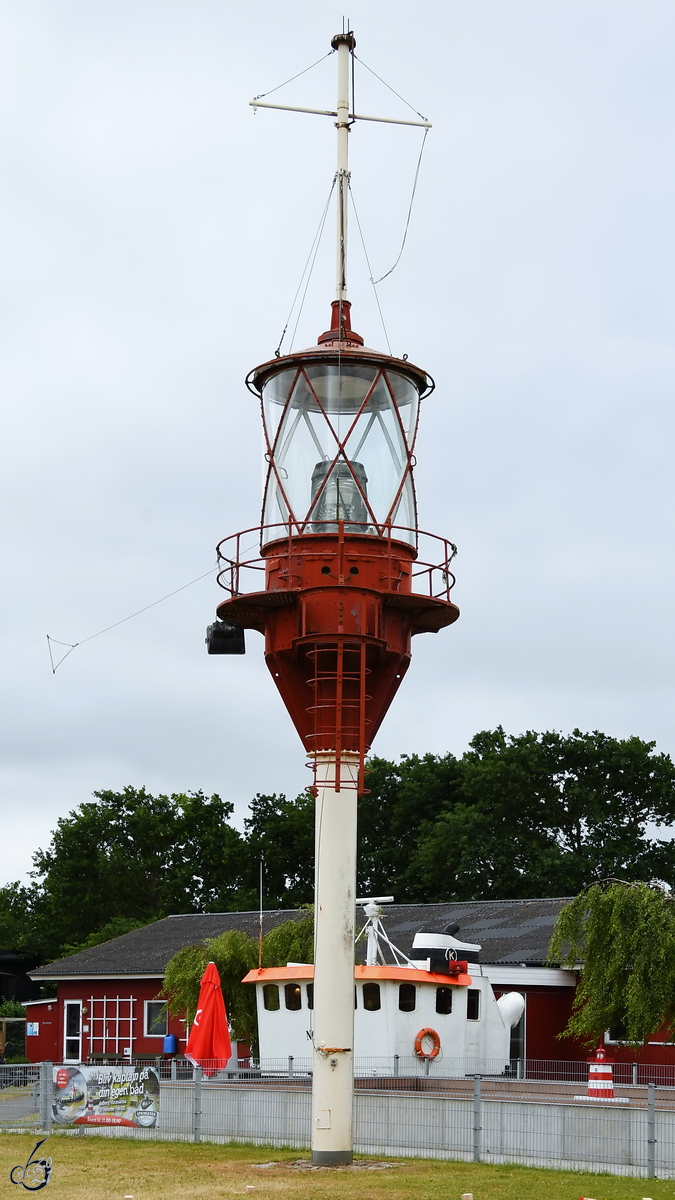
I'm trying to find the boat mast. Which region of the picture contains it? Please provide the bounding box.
[332,31,355,304]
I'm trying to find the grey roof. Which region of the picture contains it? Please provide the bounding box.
[378,900,570,966]
[32,898,570,979]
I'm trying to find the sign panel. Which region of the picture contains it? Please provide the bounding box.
[52,1064,160,1128]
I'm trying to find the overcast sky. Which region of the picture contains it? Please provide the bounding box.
[1,0,674,885]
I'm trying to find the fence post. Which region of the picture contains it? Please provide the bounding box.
[40,1061,53,1134]
[424,1055,431,1077]
[193,1064,202,1144]
[170,1058,177,1082]
[393,1055,399,1078]
[288,1055,294,1078]
[647,1080,656,1179]
[473,1075,482,1163]
[632,1061,638,1086]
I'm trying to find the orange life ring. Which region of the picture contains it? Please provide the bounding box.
[414,1027,441,1059]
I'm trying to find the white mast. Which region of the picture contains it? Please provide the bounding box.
[331,31,355,304]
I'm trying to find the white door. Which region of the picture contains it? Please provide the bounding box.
[63,1001,82,1061]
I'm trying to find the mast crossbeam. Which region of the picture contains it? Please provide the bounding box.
[249,100,431,129]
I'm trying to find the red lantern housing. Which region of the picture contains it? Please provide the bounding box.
[215,301,459,791]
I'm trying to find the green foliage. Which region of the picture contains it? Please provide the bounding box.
[548,881,675,1045]
[262,911,314,968]
[0,1000,26,1017]
[0,882,45,957]
[244,792,315,906]
[358,753,462,898]
[15,786,250,960]
[411,728,675,900]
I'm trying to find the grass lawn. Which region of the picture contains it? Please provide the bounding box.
[0,1135,671,1200]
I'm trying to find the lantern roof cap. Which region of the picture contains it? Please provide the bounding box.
[247,302,434,398]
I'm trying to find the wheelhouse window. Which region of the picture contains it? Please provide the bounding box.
[398,983,416,1012]
[145,1001,167,1037]
[362,983,381,1012]
[436,987,453,1015]
[306,984,314,1010]
[285,984,302,1011]
[467,989,480,1020]
[263,984,280,1011]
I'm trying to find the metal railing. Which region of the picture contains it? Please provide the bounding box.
[215,521,458,603]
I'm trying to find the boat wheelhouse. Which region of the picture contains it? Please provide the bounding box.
[243,900,525,1072]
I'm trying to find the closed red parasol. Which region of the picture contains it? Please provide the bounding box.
[184,961,232,1076]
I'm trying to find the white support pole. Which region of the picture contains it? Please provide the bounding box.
[332,33,354,303]
[311,750,359,1166]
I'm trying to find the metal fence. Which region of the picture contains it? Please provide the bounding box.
[0,1063,43,1133]
[2,1060,675,1179]
[58,1054,675,1085]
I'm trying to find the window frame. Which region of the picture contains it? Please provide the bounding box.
[398,983,416,1013]
[144,1000,168,1038]
[435,986,453,1016]
[362,982,381,1012]
[262,983,280,1011]
[63,1000,82,1062]
[467,988,481,1021]
[284,983,302,1011]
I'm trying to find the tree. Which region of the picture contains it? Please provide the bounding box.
[0,883,44,958]
[243,792,315,907]
[548,881,675,1046]
[357,753,462,899]
[29,787,253,960]
[411,728,675,900]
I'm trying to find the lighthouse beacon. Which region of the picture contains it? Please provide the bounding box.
[211,31,466,1165]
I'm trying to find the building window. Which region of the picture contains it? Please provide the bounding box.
[398,983,416,1012]
[606,1023,627,1044]
[436,987,453,1015]
[263,984,280,1011]
[467,989,480,1021]
[285,984,302,1011]
[362,983,381,1012]
[144,1001,167,1037]
[306,984,313,1010]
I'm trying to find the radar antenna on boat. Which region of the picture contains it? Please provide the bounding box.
[355,897,416,968]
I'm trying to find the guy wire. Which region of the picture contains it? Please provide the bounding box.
[288,179,336,353]
[371,127,429,285]
[276,178,336,358]
[253,49,334,102]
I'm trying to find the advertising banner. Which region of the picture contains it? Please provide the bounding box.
[52,1064,160,1128]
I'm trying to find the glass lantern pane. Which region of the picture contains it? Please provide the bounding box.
[261,363,419,543]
